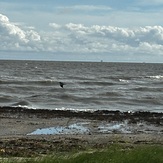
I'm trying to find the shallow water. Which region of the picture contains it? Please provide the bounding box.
[28,123,90,135]
[28,121,163,135]
[0,60,163,112]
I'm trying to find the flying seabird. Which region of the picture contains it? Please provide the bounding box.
[59,82,65,88]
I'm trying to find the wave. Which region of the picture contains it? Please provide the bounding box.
[131,87,163,92]
[119,98,162,106]
[11,100,34,108]
[0,79,58,86]
[0,95,13,103]
[78,81,114,86]
[57,94,102,105]
[119,79,129,83]
[109,75,163,83]
[146,75,163,79]
[98,91,122,97]
[67,75,96,81]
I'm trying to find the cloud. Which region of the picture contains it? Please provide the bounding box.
[49,23,61,30]
[138,0,163,6]
[0,13,163,61]
[0,13,41,51]
[56,5,111,13]
[67,5,112,11]
[51,23,163,54]
[0,14,27,43]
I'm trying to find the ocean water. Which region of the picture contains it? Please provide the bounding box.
[0,60,163,112]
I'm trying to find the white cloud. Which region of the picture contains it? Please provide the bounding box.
[27,30,41,41]
[67,5,112,11]
[0,13,41,51]
[0,13,163,61]
[56,5,112,15]
[49,23,61,30]
[0,14,27,43]
[138,0,163,6]
[55,23,163,53]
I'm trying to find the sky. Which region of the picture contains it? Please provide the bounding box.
[0,0,163,62]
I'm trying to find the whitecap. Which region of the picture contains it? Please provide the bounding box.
[147,75,163,79]
[119,79,129,83]
[54,107,94,112]
[13,105,37,110]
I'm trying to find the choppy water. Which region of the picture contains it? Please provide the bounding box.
[0,60,163,112]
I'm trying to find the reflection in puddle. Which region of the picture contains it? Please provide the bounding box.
[98,123,132,134]
[27,121,162,135]
[98,122,162,134]
[28,123,90,135]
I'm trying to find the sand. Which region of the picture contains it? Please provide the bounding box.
[0,106,163,157]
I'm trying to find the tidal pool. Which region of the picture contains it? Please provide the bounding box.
[28,123,90,135]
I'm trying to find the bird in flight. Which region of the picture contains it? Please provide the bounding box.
[59,82,65,88]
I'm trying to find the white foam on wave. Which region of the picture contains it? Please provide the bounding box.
[119,79,129,83]
[147,75,163,79]
[54,107,94,112]
[12,104,37,110]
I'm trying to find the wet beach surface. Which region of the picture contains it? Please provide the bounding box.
[0,106,163,157]
[1,106,163,124]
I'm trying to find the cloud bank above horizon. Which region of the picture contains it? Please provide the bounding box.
[0,1,163,62]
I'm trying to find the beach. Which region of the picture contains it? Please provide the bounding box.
[0,106,163,157]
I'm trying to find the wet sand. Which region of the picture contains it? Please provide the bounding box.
[0,106,163,157]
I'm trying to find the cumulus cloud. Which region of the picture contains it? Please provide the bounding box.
[0,14,27,43]
[0,13,163,58]
[49,23,163,54]
[0,13,41,51]
[49,23,61,30]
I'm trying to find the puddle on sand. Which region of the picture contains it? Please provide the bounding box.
[98,121,163,134]
[98,123,132,134]
[27,123,90,135]
[27,121,163,135]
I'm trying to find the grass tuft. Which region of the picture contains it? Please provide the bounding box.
[1,144,163,163]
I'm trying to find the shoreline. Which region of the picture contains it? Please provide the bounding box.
[1,106,163,123]
[0,106,163,157]
[0,106,163,136]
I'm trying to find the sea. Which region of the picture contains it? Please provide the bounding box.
[0,60,163,113]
